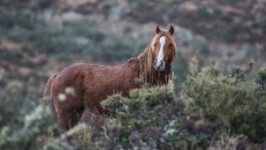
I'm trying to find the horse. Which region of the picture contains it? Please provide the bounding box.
[43,25,177,130]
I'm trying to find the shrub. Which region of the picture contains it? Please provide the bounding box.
[0,102,88,150]
[182,57,266,142]
[97,84,211,149]
[1,9,147,63]
[0,90,25,128]
[195,41,210,55]
[0,9,36,29]
[172,52,189,92]
[258,18,266,33]
[0,105,54,150]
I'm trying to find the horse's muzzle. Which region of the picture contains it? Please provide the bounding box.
[154,60,165,71]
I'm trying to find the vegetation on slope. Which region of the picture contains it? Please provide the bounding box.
[182,57,266,143]
[1,58,265,149]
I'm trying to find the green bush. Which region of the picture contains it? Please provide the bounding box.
[0,90,25,127]
[182,57,266,142]
[0,9,36,29]
[0,105,54,150]
[1,9,147,63]
[0,103,88,150]
[172,52,189,92]
[258,18,266,33]
[195,41,210,55]
[98,84,211,149]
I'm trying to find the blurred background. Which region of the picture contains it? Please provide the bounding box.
[0,0,265,132]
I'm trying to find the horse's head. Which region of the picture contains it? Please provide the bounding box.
[151,25,176,71]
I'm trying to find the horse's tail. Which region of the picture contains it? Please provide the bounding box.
[42,74,56,114]
[42,74,62,135]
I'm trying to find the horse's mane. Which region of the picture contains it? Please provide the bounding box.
[137,46,153,80]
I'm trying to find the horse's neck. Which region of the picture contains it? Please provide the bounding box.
[136,47,171,85]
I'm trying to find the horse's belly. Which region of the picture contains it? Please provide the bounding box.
[85,79,130,102]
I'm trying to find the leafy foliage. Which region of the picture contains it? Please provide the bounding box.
[182,57,266,142]
[0,105,54,150]
[99,84,211,149]
[0,103,88,150]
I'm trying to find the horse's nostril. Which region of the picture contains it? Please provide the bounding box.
[159,61,163,67]
[154,60,165,70]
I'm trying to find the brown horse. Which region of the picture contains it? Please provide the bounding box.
[43,25,177,130]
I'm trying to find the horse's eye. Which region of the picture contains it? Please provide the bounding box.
[168,43,173,47]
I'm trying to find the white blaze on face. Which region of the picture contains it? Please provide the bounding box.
[156,36,166,67]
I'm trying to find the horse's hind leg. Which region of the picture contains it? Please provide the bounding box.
[56,106,85,131]
[68,106,85,128]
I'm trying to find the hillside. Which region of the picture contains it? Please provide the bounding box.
[0,0,266,149]
[1,0,265,98]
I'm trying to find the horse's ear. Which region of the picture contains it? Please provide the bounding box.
[155,25,161,34]
[169,25,174,35]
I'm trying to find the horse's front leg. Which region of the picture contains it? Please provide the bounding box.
[86,100,109,116]
[95,102,110,116]
[85,93,109,116]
